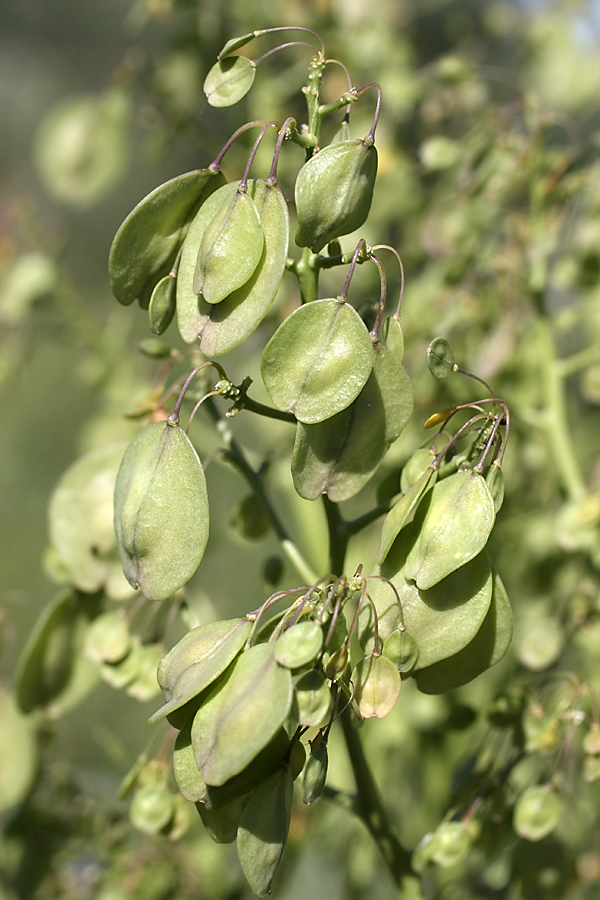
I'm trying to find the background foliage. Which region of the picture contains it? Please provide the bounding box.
[2,0,600,898]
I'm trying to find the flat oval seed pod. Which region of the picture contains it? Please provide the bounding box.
[204,56,256,107]
[84,609,131,664]
[192,643,293,787]
[513,785,561,842]
[48,443,133,600]
[404,469,496,590]
[302,739,328,806]
[109,168,225,308]
[291,342,413,501]
[148,273,176,334]
[352,654,401,719]
[429,823,472,868]
[237,766,294,897]
[413,570,513,693]
[274,621,323,669]
[193,188,264,303]
[295,139,378,252]
[292,670,333,727]
[113,421,209,602]
[261,299,373,424]
[427,336,455,378]
[196,181,289,356]
[382,628,420,673]
[129,783,175,835]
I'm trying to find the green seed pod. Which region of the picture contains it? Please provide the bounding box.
[324,644,349,682]
[84,609,131,664]
[261,298,374,424]
[193,187,264,303]
[583,724,600,756]
[292,669,333,728]
[237,765,294,897]
[429,822,472,868]
[196,794,248,844]
[129,782,175,836]
[274,621,323,669]
[148,272,176,335]
[204,56,256,107]
[295,139,378,252]
[352,654,401,719]
[302,738,328,806]
[382,628,420,674]
[230,493,271,541]
[513,785,561,842]
[113,421,209,602]
[404,469,496,590]
[427,336,455,378]
[400,447,437,494]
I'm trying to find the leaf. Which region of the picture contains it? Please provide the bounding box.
[261,299,374,424]
[218,32,258,60]
[413,570,513,693]
[0,687,38,812]
[150,618,252,722]
[237,766,294,897]
[48,443,134,600]
[109,168,225,308]
[404,469,496,590]
[113,421,209,602]
[192,643,292,786]
[382,314,405,363]
[193,188,264,302]
[204,56,256,107]
[148,273,176,335]
[427,336,455,378]
[201,729,292,811]
[302,739,328,805]
[178,181,289,354]
[291,342,413,501]
[196,794,248,844]
[352,654,401,718]
[377,467,436,565]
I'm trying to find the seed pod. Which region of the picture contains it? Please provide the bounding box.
[129,782,175,836]
[291,341,413,501]
[261,298,373,424]
[292,670,333,728]
[114,421,209,602]
[230,493,270,541]
[84,609,131,664]
[193,187,264,303]
[295,139,378,252]
[302,738,328,806]
[109,168,226,308]
[237,765,294,897]
[382,628,420,674]
[513,785,561,842]
[352,654,401,719]
[204,56,256,107]
[429,822,472,868]
[404,469,496,590]
[274,621,323,669]
[324,644,349,682]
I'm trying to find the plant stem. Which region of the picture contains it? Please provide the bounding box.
[340,709,416,891]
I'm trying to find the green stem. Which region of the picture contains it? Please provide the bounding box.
[535,316,586,501]
[294,247,320,303]
[322,497,349,575]
[204,398,319,584]
[340,709,416,891]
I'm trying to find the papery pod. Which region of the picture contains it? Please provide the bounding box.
[295,139,378,252]
[48,443,134,600]
[0,687,37,812]
[261,299,373,424]
[382,627,420,673]
[404,469,496,590]
[109,168,226,308]
[237,765,294,897]
[84,609,131,664]
[197,794,248,844]
[192,643,292,786]
[151,618,252,722]
[148,273,176,335]
[274,620,323,669]
[193,186,264,303]
[113,421,209,602]
[377,467,436,565]
[291,341,413,501]
[194,180,288,355]
[362,540,493,670]
[292,669,333,727]
[513,785,561,842]
[302,737,328,806]
[352,654,401,718]
[15,588,102,715]
[129,782,175,835]
[204,56,256,107]
[413,571,513,693]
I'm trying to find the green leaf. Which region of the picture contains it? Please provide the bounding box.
[401,447,437,493]
[377,467,436,565]
[196,794,248,844]
[291,342,413,501]
[109,168,225,308]
[113,421,209,602]
[295,140,378,253]
[192,643,292,786]
[218,32,258,60]
[193,188,264,303]
[427,336,455,378]
[352,654,401,718]
[0,687,37,812]
[413,570,513,693]
[204,57,256,107]
[48,443,134,600]
[261,299,373,424]
[148,273,176,335]
[173,722,207,803]
[237,766,294,897]
[201,729,292,811]
[382,315,405,364]
[404,469,496,590]
[150,618,252,722]
[302,739,328,805]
